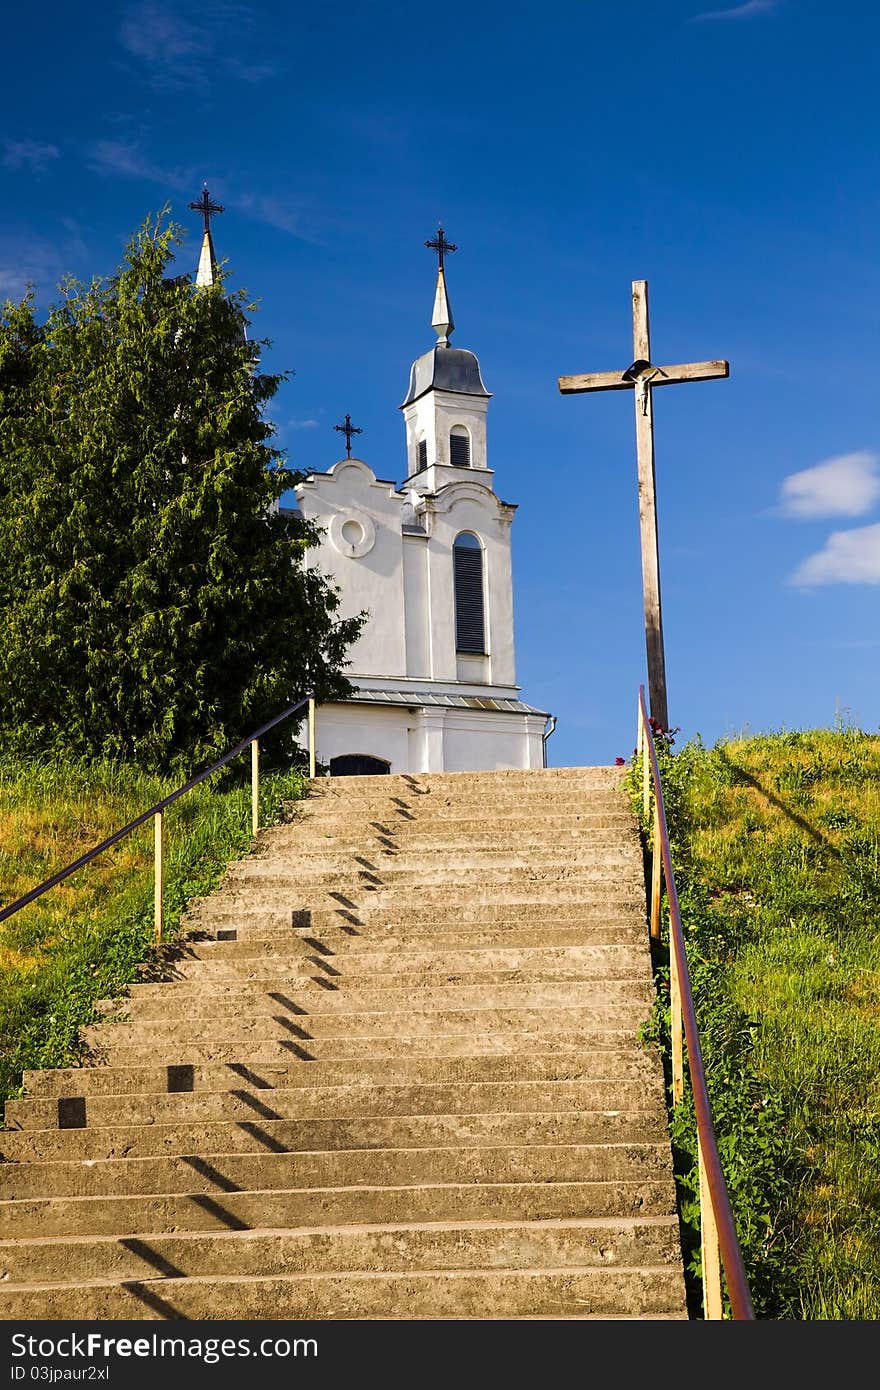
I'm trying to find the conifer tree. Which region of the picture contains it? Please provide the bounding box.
[0,212,363,772]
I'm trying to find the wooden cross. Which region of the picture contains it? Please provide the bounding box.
[334,413,363,458]
[425,226,457,270]
[188,184,224,234]
[558,279,728,731]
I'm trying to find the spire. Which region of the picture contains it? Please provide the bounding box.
[196,228,216,287]
[425,226,457,347]
[188,183,224,288]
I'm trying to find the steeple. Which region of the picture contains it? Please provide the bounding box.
[425,226,457,347]
[400,227,492,491]
[188,184,224,288]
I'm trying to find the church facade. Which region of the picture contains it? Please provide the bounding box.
[294,237,551,776]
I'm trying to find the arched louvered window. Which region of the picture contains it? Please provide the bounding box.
[417,439,427,471]
[453,532,486,654]
[449,426,470,468]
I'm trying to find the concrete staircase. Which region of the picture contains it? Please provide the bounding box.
[0,766,688,1320]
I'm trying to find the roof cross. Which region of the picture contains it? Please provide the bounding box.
[334,413,363,458]
[425,226,457,271]
[188,184,225,234]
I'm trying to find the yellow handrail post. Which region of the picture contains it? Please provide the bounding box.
[153,810,164,945]
[670,936,684,1105]
[308,695,316,779]
[699,1135,724,1319]
[650,802,662,941]
[251,738,260,837]
[642,723,651,821]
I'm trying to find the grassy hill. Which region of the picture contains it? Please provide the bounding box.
[0,755,307,1116]
[635,727,880,1319]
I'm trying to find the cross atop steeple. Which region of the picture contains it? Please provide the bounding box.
[425,226,457,347]
[189,183,224,288]
[189,184,224,234]
[425,226,457,271]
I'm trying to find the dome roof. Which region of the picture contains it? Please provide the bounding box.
[400,346,491,408]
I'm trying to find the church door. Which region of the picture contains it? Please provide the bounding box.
[329,755,391,777]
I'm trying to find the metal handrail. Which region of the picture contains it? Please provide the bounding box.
[636,685,755,1321]
[0,692,317,941]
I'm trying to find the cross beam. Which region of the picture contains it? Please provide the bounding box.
[558,280,729,730]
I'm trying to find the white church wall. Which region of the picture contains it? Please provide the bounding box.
[402,534,431,679]
[308,702,547,775]
[427,484,517,689]
[312,703,412,774]
[403,388,488,479]
[296,459,408,679]
[441,711,546,772]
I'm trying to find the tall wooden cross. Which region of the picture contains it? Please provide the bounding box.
[558,280,728,731]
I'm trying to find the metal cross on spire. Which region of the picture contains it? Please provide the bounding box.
[334,413,363,458]
[188,184,225,234]
[425,226,457,271]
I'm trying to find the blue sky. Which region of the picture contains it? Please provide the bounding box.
[2,0,878,767]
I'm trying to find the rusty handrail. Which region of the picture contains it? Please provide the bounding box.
[637,685,755,1321]
[0,692,316,935]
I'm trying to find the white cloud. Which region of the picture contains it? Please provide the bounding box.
[692,0,779,20]
[235,193,304,237]
[118,2,278,91]
[88,140,193,192]
[289,418,320,430]
[778,452,880,520]
[2,139,60,172]
[790,523,880,587]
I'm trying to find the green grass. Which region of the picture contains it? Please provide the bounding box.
[630,726,880,1320]
[0,752,308,1118]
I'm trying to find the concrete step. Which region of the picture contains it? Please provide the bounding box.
[221,861,640,888]
[0,1265,686,1321]
[173,928,653,961]
[20,1049,660,1099]
[184,901,648,930]
[116,956,651,998]
[167,938,651,967]
[1,1109,668,1163]
[94,982,652,1027]
[83,996,654,1047]
[83,1028,642,1066]
[240,839,639,861]
[311,767,626,788]
[184,924,650,950]
[0,1215,682,1286]
[276,821,641,842]
[7,1078,664,1131]
[0,1177,677,1240]
[0,1141,674,1199]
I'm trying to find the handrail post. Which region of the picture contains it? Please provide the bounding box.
[670,937,684,1105]
[153,810,164,945]
[699,1135,724,1319]
[308,695,316,779]
[251,738,260,837]
[642,723,650,821]
[650,802,662,941]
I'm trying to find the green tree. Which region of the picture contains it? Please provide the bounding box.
[0,211,364,772]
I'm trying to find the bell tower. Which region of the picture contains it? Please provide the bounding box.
[400,226,493,494]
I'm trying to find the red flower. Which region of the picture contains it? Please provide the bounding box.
[615,756,626,766]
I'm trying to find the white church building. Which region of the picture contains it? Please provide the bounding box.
[293,233,552,776]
